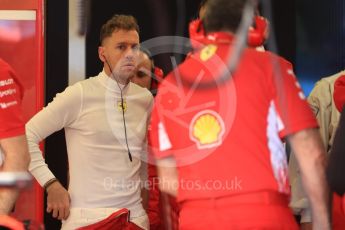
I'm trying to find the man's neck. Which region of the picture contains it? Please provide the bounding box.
[105,69,129,86]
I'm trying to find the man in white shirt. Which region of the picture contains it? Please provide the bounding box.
[26,15,153,229]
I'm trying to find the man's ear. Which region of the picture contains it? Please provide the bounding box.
[98,46,106,62]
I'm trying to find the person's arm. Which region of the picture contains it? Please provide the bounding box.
[289,79,331,224]
[146,162,162,228]
[26,121,71,220]
[288,128,331,230]
[300,80,331,227]
[269,58,330,228]
[0,60,30,214]
[27,83,82,220]
[0,135,30,214]
[156,157,178,197]
[148,102,177,197]
[140,95,154,210]
[327,107,345,195]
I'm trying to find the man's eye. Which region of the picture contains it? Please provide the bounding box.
[117,45,126,50]
[132,45,139,51]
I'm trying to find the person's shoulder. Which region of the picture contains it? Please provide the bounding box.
[55,77,87,99]
[306,72,345,104]
[308,73,342,99]
[242,49,294,78]
[130,82,154,100]
[252,50,292,66]
[310,73,340,91]
[74,73,104,93]
[77,74,100,85]
[175,49,219,81]
[130,81,149,93]
[319,70,345,84]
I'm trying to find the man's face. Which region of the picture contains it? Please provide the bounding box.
[131,52,152,89]
[98,29,140,83]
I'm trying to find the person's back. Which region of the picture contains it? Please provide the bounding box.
[151,32,319,229]
[158,42,315,199]
[150,0,330,229]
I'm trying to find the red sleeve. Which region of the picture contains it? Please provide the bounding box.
[147,163,162,229]
[0,59,25,139]
[146,128,163,229]
[271,58,318,138]
[149,95,174,160]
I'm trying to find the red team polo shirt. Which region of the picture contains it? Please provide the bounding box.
[0,58,25,139]
[149,33,318,202]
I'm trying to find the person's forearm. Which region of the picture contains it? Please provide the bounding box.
[289,128,330,229]
[0,187,18,214]
[0,135,30,214]
[26,125,56,187]
[157,158,178,197]
[0,136,30,171]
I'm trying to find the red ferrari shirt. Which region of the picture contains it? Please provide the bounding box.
[150,32,317,202]
[0,58,25,139]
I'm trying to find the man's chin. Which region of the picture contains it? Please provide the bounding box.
[119,71,135,82]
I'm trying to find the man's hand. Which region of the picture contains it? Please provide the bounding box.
[46,181,71,220]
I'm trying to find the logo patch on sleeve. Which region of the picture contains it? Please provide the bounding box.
[200,44,218,61]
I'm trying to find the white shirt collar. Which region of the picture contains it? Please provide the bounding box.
[98,70,130,93]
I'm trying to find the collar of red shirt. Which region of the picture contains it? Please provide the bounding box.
[205,31,235,45]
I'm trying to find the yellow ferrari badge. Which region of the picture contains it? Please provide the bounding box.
[200,44,218,61]
[117,100,127,112]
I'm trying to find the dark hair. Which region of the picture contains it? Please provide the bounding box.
[100,14,139,44]
[204,0,245,33]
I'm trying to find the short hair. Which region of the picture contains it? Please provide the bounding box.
[204,0,245,33]
[99,14,140,44]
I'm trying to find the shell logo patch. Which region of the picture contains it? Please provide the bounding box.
[190,110,225,149]
[200,44,217,61]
